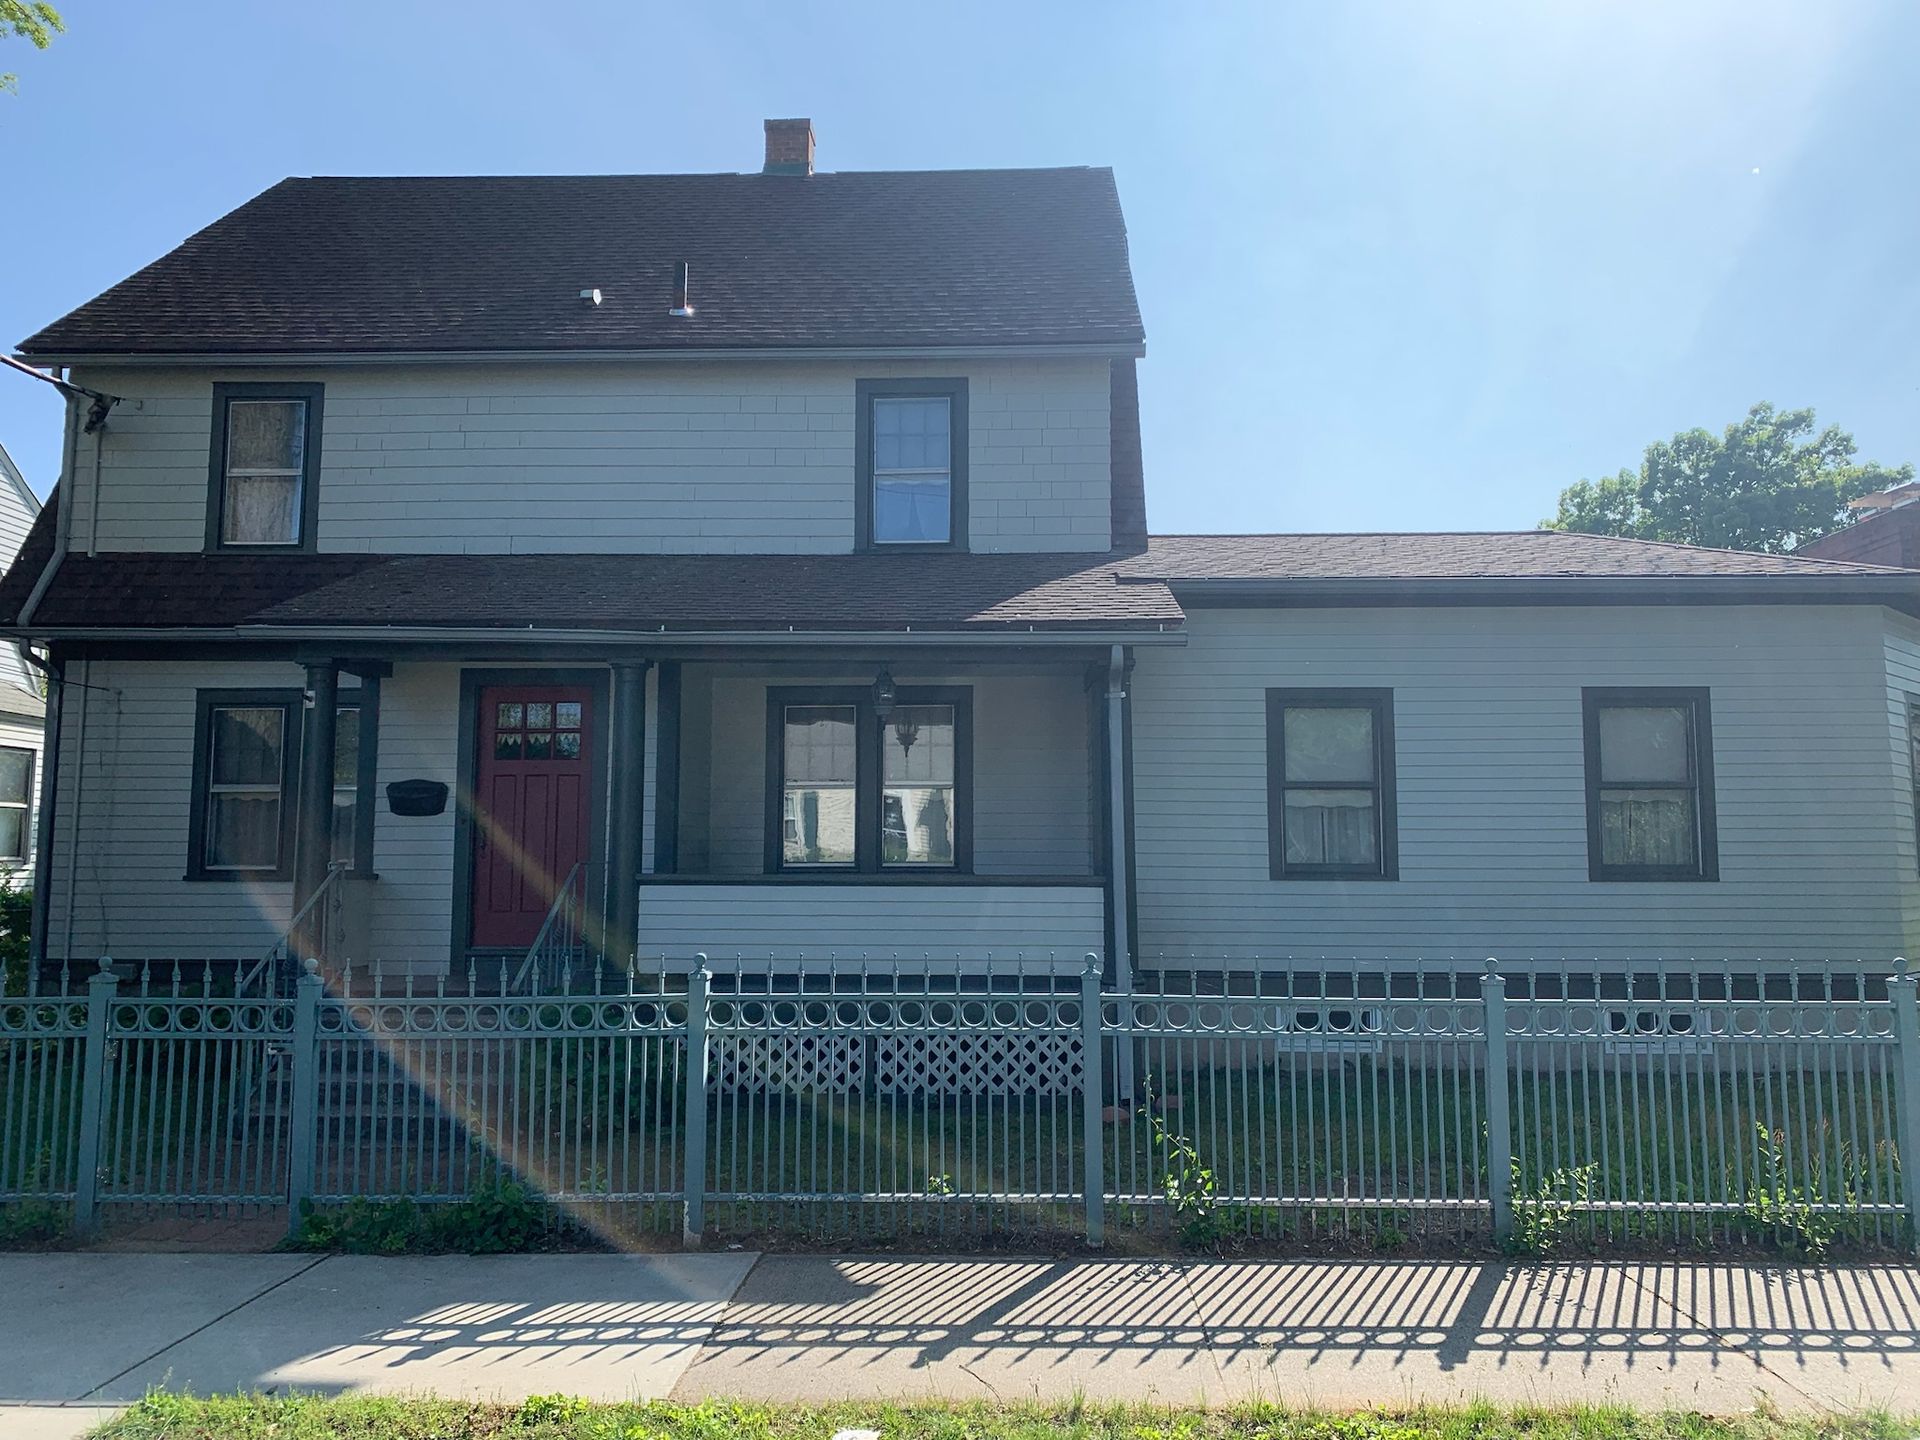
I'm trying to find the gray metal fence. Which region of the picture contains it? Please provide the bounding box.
[6,953,1920,1253]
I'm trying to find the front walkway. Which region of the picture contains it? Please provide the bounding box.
[4,1252,1919,1434]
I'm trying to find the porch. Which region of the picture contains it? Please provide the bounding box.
[32,645,1134,987]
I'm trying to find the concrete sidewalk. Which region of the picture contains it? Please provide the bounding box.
[3,1253,1919,1436]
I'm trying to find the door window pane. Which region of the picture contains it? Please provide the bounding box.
[221,400,307,545]
[882,704,955,866]
[205,706,285,870]
[783,705,857,866]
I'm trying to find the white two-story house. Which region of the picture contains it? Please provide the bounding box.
[6,119,1920,987]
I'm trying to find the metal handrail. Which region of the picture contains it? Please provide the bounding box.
[234,862,348,997]
[510,861,585,994]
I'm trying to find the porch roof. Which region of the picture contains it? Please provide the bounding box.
[0,500,1183,636]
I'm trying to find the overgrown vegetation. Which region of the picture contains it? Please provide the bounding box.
[0,1196,68,1248]
[0,881,30,994]
[290,1169,600,1254]
[89,1393,1917,1440]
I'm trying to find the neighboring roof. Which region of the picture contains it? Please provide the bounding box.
[17,169,1144,359]
[0,442,39,520]
[1123,531,1917,581]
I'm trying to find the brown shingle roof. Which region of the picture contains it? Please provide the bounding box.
[18,169,1144,357]
[1124,531,1917,580]
[0,539,1181,635]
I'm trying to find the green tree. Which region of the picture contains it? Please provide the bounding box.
[1541,403,1914,555]
[2,1,63,94]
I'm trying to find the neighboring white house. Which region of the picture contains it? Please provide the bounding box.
[4,120,1919,980]
[0,442,43,882]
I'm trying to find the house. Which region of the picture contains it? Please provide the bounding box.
[0,442,44,879]
[4,119,1920,989]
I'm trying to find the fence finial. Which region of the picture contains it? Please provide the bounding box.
[1484,956,1500,978]
[302,956,321,976]
[95,955,114,975]
[1896,956,1911,982]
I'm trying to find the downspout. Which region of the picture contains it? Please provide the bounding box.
[18,382,81,629]
[26,654,62,973]
[1105,644,1133,992]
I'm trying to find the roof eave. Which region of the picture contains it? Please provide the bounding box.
[0,622,1187,649]
[16,340,1147,368]
[1155,575,1920,610]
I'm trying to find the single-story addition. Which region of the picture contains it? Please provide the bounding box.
[5,121,1920,986]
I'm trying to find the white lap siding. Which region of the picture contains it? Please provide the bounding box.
[63,358,1113,556]
[1883,614,1920,946]
[1130,604,1920,964]
[47,659,301,964]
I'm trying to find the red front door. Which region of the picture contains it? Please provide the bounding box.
[470,685,592,950]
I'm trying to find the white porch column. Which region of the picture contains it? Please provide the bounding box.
[606,659,651,967]
[1105,643,1133,991]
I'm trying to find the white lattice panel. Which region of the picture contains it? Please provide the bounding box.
[872,1032,1082,1095]
[712,1033,864,1093]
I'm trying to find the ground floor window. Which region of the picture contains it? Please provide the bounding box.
[1265,688,1398,880]
[188,687,377,881]
[1581,686,1717,881]
[0,745,33,862]
[767,685,971,874]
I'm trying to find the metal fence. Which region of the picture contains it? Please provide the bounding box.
[5,953,1920,1253]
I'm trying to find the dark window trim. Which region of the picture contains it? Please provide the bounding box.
[1265,688,1398,881]
[764,683,974,876]
[0,744,34,865]
[204,382,325,554]
[854,377,969,553]
[186,685,374,882]
[1581,686,1718,882]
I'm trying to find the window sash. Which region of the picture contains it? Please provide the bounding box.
[768,687,969,874]
[1583,688,1715,881]
[858,381,965,550]
[1266,691,1395,880]
[0,746,30,862]
[203,703,289,872]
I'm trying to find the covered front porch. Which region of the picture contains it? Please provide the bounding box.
[27,641,1141,990]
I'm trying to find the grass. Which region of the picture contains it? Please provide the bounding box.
[84,1395,1915,1440]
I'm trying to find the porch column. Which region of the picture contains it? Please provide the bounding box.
[1104,644,1134,991]
[291,658,339,964]
[606,659,651,967]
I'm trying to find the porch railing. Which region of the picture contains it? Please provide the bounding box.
[233,862,349,998]
[509,861,586,996]
[6,954,1920,1254]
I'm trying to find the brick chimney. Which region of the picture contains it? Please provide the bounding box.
[763,118,815,176]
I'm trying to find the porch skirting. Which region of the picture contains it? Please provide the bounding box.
[634,881,1105,967]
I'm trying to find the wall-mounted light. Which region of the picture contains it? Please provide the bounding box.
[873,666,897,722]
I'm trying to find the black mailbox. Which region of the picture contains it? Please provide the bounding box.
[386,779,449,817]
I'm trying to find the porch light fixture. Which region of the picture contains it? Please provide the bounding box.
[872,666,897,721]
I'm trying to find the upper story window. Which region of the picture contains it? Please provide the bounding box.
[1265,689,1398,880]
[206,383,324,552]
[856,379,968,551]
[1582,687,1718,881]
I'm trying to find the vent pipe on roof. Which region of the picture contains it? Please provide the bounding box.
[763,118,815,176]
[669,262,694,318]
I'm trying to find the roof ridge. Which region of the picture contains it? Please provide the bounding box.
[1144,530,1915,574]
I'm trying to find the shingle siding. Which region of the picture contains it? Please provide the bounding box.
[64,359,1112,556]
[1130,604,1920,963]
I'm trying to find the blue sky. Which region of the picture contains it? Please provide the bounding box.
[2,0,1915,533]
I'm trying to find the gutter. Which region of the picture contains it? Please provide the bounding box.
[0,622,1188,649]
[1150,575,1920,608]
[17,340,1147,368]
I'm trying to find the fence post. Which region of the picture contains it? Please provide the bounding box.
[1891,957,1920,1254]
[285,958,323,1235]
[683,960,711,1248]
[1080,953,1106,1248]
[1481,957,1513,1249]
[71,957,117,1233]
